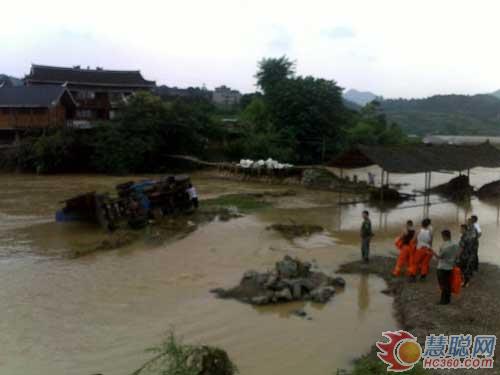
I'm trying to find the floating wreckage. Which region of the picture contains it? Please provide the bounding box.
[56,175,195,230]
[212,255,345,305]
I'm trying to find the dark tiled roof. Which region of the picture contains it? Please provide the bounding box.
[330,143,500,173]
[26,64,156,87]
[0,86,76,108]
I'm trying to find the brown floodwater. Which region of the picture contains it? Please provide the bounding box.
[0,169,499,375]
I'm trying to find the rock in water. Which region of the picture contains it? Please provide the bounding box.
[276,255,299,278]
[274,288,293,301]
[251,295,270,305]
[212,255,345,306]
[332,277,346,288]
[310,286,336,303]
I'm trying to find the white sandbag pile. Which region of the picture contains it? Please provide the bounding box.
[237,158,293,170]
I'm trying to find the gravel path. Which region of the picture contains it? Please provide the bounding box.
[339,256,499,374]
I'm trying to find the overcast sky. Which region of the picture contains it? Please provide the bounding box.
[2,0,500,98]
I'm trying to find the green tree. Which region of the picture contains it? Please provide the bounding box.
[255,56,295,94]
[266,75,348,163]
[91,91,218,174]
[347,101,408,146]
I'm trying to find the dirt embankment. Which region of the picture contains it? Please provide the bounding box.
[338,256,500,375]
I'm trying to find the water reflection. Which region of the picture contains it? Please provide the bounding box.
[357,274,370,320]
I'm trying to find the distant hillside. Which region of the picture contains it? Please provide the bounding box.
[343,89,380,106]
[380,94,500,136]
[0,74,22,87]
[343,98,361,111]
[491,90,500,99]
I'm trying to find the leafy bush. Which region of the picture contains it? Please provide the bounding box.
[132,332,238,375]
[1,129,87,173]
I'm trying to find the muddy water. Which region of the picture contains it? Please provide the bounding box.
[0,170,499,375]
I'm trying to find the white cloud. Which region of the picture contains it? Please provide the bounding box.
[2,0,500,97]
[321,27,356,39]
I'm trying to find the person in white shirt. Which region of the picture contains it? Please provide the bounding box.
[470,215,481,271]
[413,218,433,281]
[186,184,198,209]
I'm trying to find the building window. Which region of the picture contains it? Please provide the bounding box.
[76,91,96,100]
[76,109,94,119]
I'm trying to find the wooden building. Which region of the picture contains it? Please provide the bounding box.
[0,86,77,130]
[25,64,156,126]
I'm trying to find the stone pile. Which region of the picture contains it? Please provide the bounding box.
[212,255,345,305]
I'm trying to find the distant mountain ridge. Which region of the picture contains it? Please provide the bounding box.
[343,89,381,106]
[380,94,500,136]
[491,89,500,99]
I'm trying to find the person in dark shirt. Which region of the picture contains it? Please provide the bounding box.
[457,223,476,287]
[360,210,374,263]
[432,229,460,305]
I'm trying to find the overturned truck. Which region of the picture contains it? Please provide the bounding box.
[56,175,195,230]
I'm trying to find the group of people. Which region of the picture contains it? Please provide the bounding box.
[360,210,482,305]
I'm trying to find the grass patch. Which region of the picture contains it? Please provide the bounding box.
[202,193,271,213]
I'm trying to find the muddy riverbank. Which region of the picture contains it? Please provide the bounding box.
[339,256,500,374]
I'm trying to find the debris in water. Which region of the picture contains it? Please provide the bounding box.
[266,223,324,239]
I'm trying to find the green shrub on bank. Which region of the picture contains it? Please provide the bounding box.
[1,129,86,173]
[132,332,237,375]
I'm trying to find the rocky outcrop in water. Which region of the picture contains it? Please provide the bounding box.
[211,255,345,305]
[432,175,474,200]
[477,179,500,199]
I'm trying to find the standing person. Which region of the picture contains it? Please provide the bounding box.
[360,210,374,263]
[414,218,433,280]
[392,220,417,278]
[470,215,481,271]
[433,229,460,305]
[368,172,375,186]
[458,224,475,287]
[186,184,199,209]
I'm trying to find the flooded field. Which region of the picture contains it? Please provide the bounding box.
[0,168,499,375]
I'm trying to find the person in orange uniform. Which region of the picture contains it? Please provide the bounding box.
[392,220,416,278]
[413,218,433,281]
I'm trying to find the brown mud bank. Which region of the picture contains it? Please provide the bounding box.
[200,167,373,192]
[338,256,500,374]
